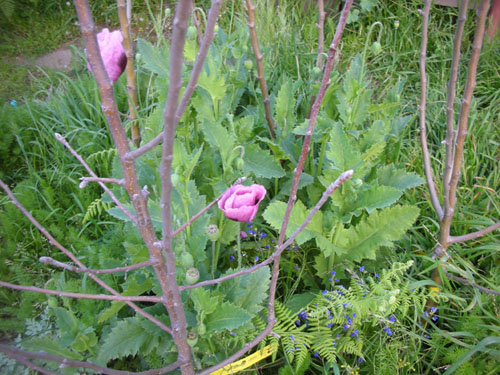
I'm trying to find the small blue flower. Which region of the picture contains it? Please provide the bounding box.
[10,100,17,107]
[343,324,349,330]
[431,307,438,313]
[314,352,319,357]
[358,357,364,363]
[229,255,235,261]
[295,320,301,326]
[331,270,336,277]
[424,334,430,339]
[389,315,396,322]
[332,340,336,347]
[326,322,333,328]
[259,232,267,239]
[254,256,259,262]
[383,327,393,336]
[424,311,429,317]
[432,315,438,322]
[264,245,269,249]
[290,335,295,341]
[375,273,379,278]
[351,329,359,338]
[322,290,328,295]
[360,266,365,272]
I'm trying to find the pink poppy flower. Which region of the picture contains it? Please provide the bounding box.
[218,184,266,223]
[88,28,127,83]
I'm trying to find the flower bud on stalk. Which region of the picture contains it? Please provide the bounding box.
[187,332,198,347]
[206,224,220,241]
[179,252,194,268]
[185,267,200,285]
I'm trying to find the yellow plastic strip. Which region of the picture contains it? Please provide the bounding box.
[429,286,440,296]
[210,345,275,375]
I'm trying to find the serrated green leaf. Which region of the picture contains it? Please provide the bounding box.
[137,39,170,78]
[235,266,270,314]
[326,122,362,171]
[344,185,402,215]
[201,119,235,164]
[55,307,77,333]
[198,71,226,102]
[205,301,252,331]
[360,141,385,164]
[263,200,323,245]
[22,337,83,361]
[99,318,149,362]
[98,277,154,323]
[191,288,218,315]
[360,120,386,150]
[343,205,419,262]
[376,164,425,191]
[242,144,285,179]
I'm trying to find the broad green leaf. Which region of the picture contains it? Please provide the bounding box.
[343,205,419,262]
[232,266,270,314]
[184,38,197,62]
[360,141,385,164]
[242,144,285,179]
[191,288,218,315]
[360,120,386,150]
[99,318,149,362]
[376,164,425,191]
[263,200,323,245]
[201,119,235,164]
[275,79,295,136]
[326,122,362,171]
[344,185,402,215]
[98,277,154,323]
[205,301,252,331]
[137,39,170,78]
[55,307,77,333]
[198,70,226,102]
[22,337,83,361]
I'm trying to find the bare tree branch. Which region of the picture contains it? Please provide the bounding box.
[443,267,500,296]
[316,0,326,70]
[79,176,124,186]
[0,344,181,375]
[442,0,469,213]
[159,1,196,373]
[419,0,444,221]
[449,220,500,244]
[39,256,155,274]
[126,0,223,161]
[0,281,162,303]
[245,0,276,139]
[55,133,136,225]
[447,0,490,215]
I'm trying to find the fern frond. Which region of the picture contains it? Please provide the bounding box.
[83,199,113,224]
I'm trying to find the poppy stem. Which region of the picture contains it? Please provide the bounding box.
[237,222,242,268]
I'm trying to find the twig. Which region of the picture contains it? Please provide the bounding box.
[0,344,181,375]
[442,0,469,214]
[447,0,490,219]
[449,220,500,244]
[316,0,326,70]
[79,176,124,187]
[55,133,137,225]
[245,0,276,139]
[0,178,171,336]
[419,0,444,221]
[1,350,61,375]
[118,0,141,147]
[39,256,155,274]
[159,1,195,373]
[443,267,500,296]
[126,0,223,161]
[180,170,353,291]
[0,281,162,303]
[199,2,354,373]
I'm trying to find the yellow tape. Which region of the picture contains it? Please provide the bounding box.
[210,345,275,375]
[429,286,440,296]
